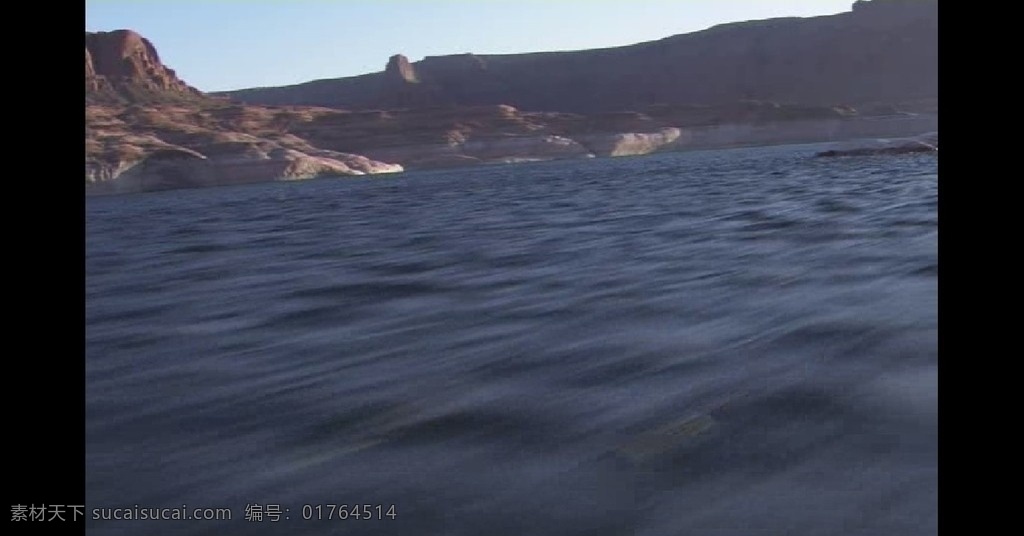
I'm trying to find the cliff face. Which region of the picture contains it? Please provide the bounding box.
[219,0,937,113]
[85,30,203,103]
[385,54,419,84]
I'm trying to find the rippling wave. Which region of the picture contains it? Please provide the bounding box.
[86,143,937,535]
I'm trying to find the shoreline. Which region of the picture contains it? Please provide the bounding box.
[86,121,937,198]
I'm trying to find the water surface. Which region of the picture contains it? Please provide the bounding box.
[86,143,937,535]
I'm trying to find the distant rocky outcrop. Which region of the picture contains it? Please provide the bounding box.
[816,132,938,157]
[219,0,937,113]
[385,54,419,84]
[576,128,683,157]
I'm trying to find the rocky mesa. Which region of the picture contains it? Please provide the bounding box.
[219,0,937,113]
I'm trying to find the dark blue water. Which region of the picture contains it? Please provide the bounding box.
[86,144,937,536]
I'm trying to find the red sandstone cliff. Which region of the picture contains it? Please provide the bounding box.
[85,29,203,103]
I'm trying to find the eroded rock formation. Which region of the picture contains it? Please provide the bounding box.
[85,31,404,194]
[86,29,202,103]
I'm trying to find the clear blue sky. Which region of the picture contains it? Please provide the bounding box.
[86,0,854,92]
